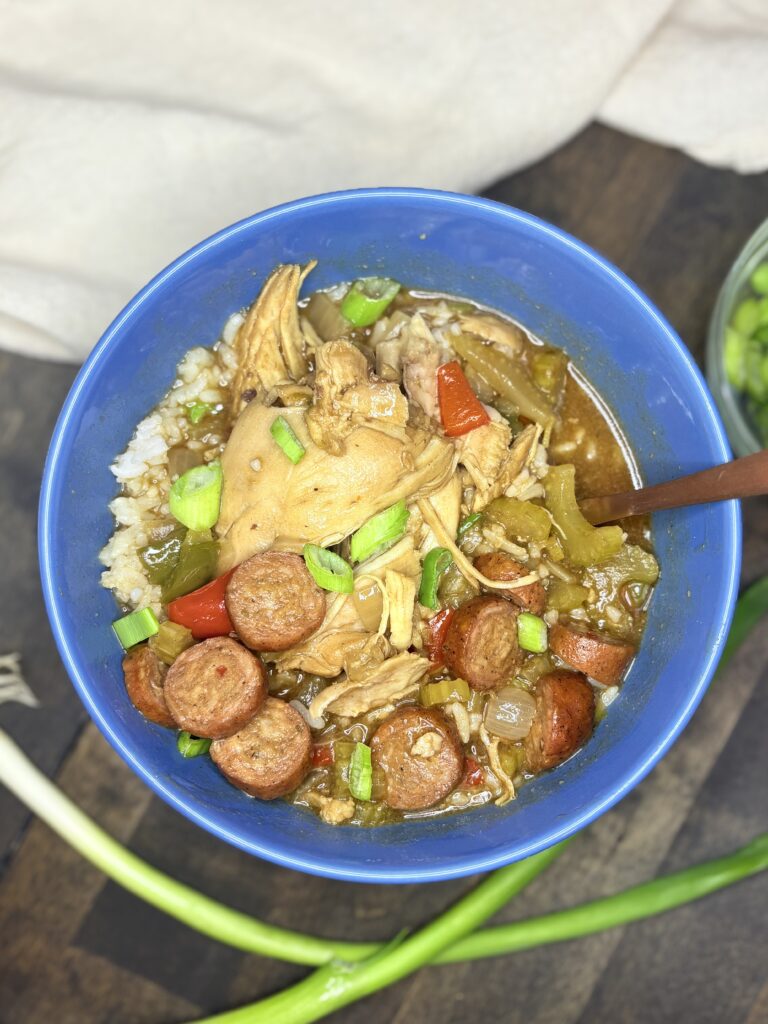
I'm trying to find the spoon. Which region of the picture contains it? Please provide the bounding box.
[579,449,768,525]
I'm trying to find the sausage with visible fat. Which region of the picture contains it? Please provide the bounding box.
[211,697,312,799]
[474,552,546,615]
[371,706,464,811]
[123,645,175,728]
[442,595,523,691]
[525,670,595,772]
[164,636,267,739]
[549,621,635,686]
[226,551,326,651]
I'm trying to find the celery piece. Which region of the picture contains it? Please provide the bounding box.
[544,465,624,568]
[485,497,551,544]
[530,348,567,398]
[420,678,471,707]
[547,580,590,612]
[149,621,195,665]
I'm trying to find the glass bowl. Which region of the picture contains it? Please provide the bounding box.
[706,217,768,456]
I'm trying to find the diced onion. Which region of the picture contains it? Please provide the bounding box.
[270,415,306,464]
[303,544,354,593]
[112,607,159,649]
[484,685,537,741]
[169,461,223,531]
[350,501,409,564]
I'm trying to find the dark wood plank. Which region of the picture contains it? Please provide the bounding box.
[1,122,766,1024]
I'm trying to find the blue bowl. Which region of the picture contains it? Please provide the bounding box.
[39,189,741,883]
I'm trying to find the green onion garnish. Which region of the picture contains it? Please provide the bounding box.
[517,612,548,653]
[303,544,354,594]
[418,547,453,609]
[349,500,410,564]
[187,401,214,424]
[348,742,373,801]
[177,731,212,758]
[270,415,306,464]
[112,607,160,650]
[456,512,482,541]
[168,460,223,532]
[340,277,401,327]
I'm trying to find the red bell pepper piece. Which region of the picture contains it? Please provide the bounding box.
[424,608,455,665]
[167,569,235,639]
[311,744,335,768]
[437,361,491,437]
[463,756,484,787]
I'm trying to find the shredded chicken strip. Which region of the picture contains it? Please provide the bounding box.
[417,497,540,592]
[480,723,516,806]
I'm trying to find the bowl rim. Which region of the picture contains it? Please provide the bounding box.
[38,187,741,883]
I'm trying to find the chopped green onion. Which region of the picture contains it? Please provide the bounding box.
[419,547,453,609]
[732,298,761,336]
[112,607,159,650]
[187,401,214,424]
[270,415,305,464]
[348,742,373,801]
[177,732,212,758]
[517,611,548,653]
[340,277,401,327]
[750,261,768,296]
[420,678,471,707]
[303,544,354,593]
[169,460,223,531]
[349,500,409,563]
[456,512,482,541]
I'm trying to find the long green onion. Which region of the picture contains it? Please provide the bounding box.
[270,415,306,464]
[112,607,159,649]
[340,277,401,327]
[169,461,223,531]
[349,501,409,564]
[303,544,354,594]
[177,732,212,758]
[348,742,373,801]
[419,547,453,609]
[517,612,548,653]
[716,575,768,678]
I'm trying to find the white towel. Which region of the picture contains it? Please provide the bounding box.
[1,0,766,362]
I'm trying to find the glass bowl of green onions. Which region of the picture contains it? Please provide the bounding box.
[707,218,768,455]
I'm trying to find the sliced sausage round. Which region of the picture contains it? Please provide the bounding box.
[164,636,267,739]
[549,621,636,686]
[474,552,546,615]
[211,697,311,799]
[371,706,464,811]
[524,670,595,772]
[123,644,175,728]
[225,551,326,652]
[442,595,523,691]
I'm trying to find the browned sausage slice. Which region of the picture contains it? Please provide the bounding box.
[210,697,311,799]
[442,595,523,691]
[524,670,595,772]
[123,644,175,728]
[371,706,464,811]
[225,551,326,651]
[164,636,267,739]
[474,552,546,615]
[549,621,636,686]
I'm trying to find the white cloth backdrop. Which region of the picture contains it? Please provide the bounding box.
[1,0,766,362]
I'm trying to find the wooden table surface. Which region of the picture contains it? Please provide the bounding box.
[1,124,767,1024]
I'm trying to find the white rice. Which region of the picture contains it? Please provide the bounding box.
[99,316,241,613]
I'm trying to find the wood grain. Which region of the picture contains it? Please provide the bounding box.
[1,123,766,1023]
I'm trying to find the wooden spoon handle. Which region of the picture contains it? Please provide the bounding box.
[580,449,768,525]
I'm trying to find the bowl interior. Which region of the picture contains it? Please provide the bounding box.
[40,190,740,882]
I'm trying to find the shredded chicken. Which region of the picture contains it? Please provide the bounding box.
[306,340,409,454]
[411,731,444,758]
[417,474,462,555]
[480,723,516,806]
[458,422,540,511]
[232,262,315,411]
[306,793,355,824]
[460,313,525,353]
[401,313,441,418]
[444,701,471,744]
[309,652,430,720]
[383,569,416,650]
